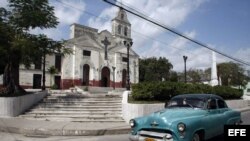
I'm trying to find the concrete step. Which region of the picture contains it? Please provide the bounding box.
[42,99,122,103]
[28,108,122,112]
[20,114,123,119]
[40,101,121,104]
[44,97,122,101]
[38,103,121,106]
[21,117,125,122]
[47,94,122,98]
[24,111,122,115]
[33,105,121,109]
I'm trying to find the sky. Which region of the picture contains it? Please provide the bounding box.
[1,0,250,72]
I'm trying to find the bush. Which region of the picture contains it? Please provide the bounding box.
[131,82,243,101]
[51,84,58,89]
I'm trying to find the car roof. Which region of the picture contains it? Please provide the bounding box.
[171,94,224,101]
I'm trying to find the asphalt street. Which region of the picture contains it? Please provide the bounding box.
[0,111,250,141]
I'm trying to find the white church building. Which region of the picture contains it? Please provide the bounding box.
[61,9,139,89]
[0,9,139,89]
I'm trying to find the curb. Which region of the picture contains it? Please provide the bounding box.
[0,125,130,136]
[237,107,250,113]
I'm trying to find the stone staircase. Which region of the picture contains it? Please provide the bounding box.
[77,86,126,94]
[19,92,124,122]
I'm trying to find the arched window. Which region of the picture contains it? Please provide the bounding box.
[118,25,121,34]
[124,27,128,36]
[121,13,124,20]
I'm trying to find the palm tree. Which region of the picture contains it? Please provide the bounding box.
[47,66,58,88]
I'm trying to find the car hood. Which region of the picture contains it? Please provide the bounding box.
[153,108,206,121]
[136,108,207,130]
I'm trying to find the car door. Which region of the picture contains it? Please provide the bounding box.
[215,99,228,134]
[203,98,222,138]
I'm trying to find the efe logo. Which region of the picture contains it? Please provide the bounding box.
[224,125,249,141]
[228,129,246,136]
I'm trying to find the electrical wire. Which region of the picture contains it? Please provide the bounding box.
[103,0,250,66]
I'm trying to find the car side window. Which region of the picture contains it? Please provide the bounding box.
[218,99,227,109]
[207,99,217,109]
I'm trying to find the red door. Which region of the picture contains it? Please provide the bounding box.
[82,64,90,86]
[101,67,110,87]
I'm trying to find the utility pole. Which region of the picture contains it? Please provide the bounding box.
[42,48,46,90]
[123,40,133,90]
[183,56,188,83]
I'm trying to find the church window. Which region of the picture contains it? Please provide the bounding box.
[34,57,42,70]
[83,50,91,56]
[55,54,61,72]
[122,57,128,62]
[118,25,122,34]
[124,27,128,36]
[121,13,124,20]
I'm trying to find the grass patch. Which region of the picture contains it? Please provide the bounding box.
[128,95,165,104]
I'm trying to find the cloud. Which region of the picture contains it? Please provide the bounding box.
[88,6,117,32]
[53,0,85,25]
[29,0,86,40]
[233,47,250,70]
[138,30,222,72]
[0,0,8,8]
[88,0,205,47]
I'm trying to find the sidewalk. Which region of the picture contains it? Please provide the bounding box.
[0,118,130,136]
[0,107,249,136]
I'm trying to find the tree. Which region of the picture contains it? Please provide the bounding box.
[203,62,249,86]
[169,71,178,82]
[0,8,11,75]
[217,62,248,86]
[0,0,71,95]
[47,66,58,88]
[139,57,173,82]
[186,69,202,83]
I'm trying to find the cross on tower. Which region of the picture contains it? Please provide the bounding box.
[101,37,111,60]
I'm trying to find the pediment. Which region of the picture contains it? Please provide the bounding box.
[67,34,102,50]
[97,30,117,49]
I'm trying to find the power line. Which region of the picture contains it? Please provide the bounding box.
[55,0,199,58]
[103,0,250,66]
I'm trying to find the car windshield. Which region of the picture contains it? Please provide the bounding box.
[167,97,205,109]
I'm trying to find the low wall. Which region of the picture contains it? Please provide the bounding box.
[226,100,249,109]
[0,91,47,117]
[122,91,250,123]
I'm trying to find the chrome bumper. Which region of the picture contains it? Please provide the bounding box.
[129,130,173,141]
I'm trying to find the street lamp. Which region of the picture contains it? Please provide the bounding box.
[183,55,188,83]
[123,40,133,90]
[112,66,116,90]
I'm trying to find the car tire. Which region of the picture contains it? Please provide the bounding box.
[192,133,200,141]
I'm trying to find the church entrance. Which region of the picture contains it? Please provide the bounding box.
[101,67,110,87]
[82,64,90,86]
[33,74,42,89]
[122,69,127,88]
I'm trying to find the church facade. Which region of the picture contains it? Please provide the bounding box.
[0,9,139,89]
[61,9,139,89]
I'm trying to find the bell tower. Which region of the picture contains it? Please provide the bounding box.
[112,8,131,39]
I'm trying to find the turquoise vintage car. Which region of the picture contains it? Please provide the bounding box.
[129,94,242,141]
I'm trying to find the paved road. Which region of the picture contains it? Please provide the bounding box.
[0,132,129,141]
[1,111,250,141]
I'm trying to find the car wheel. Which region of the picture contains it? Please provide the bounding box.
[192,133,200,141]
